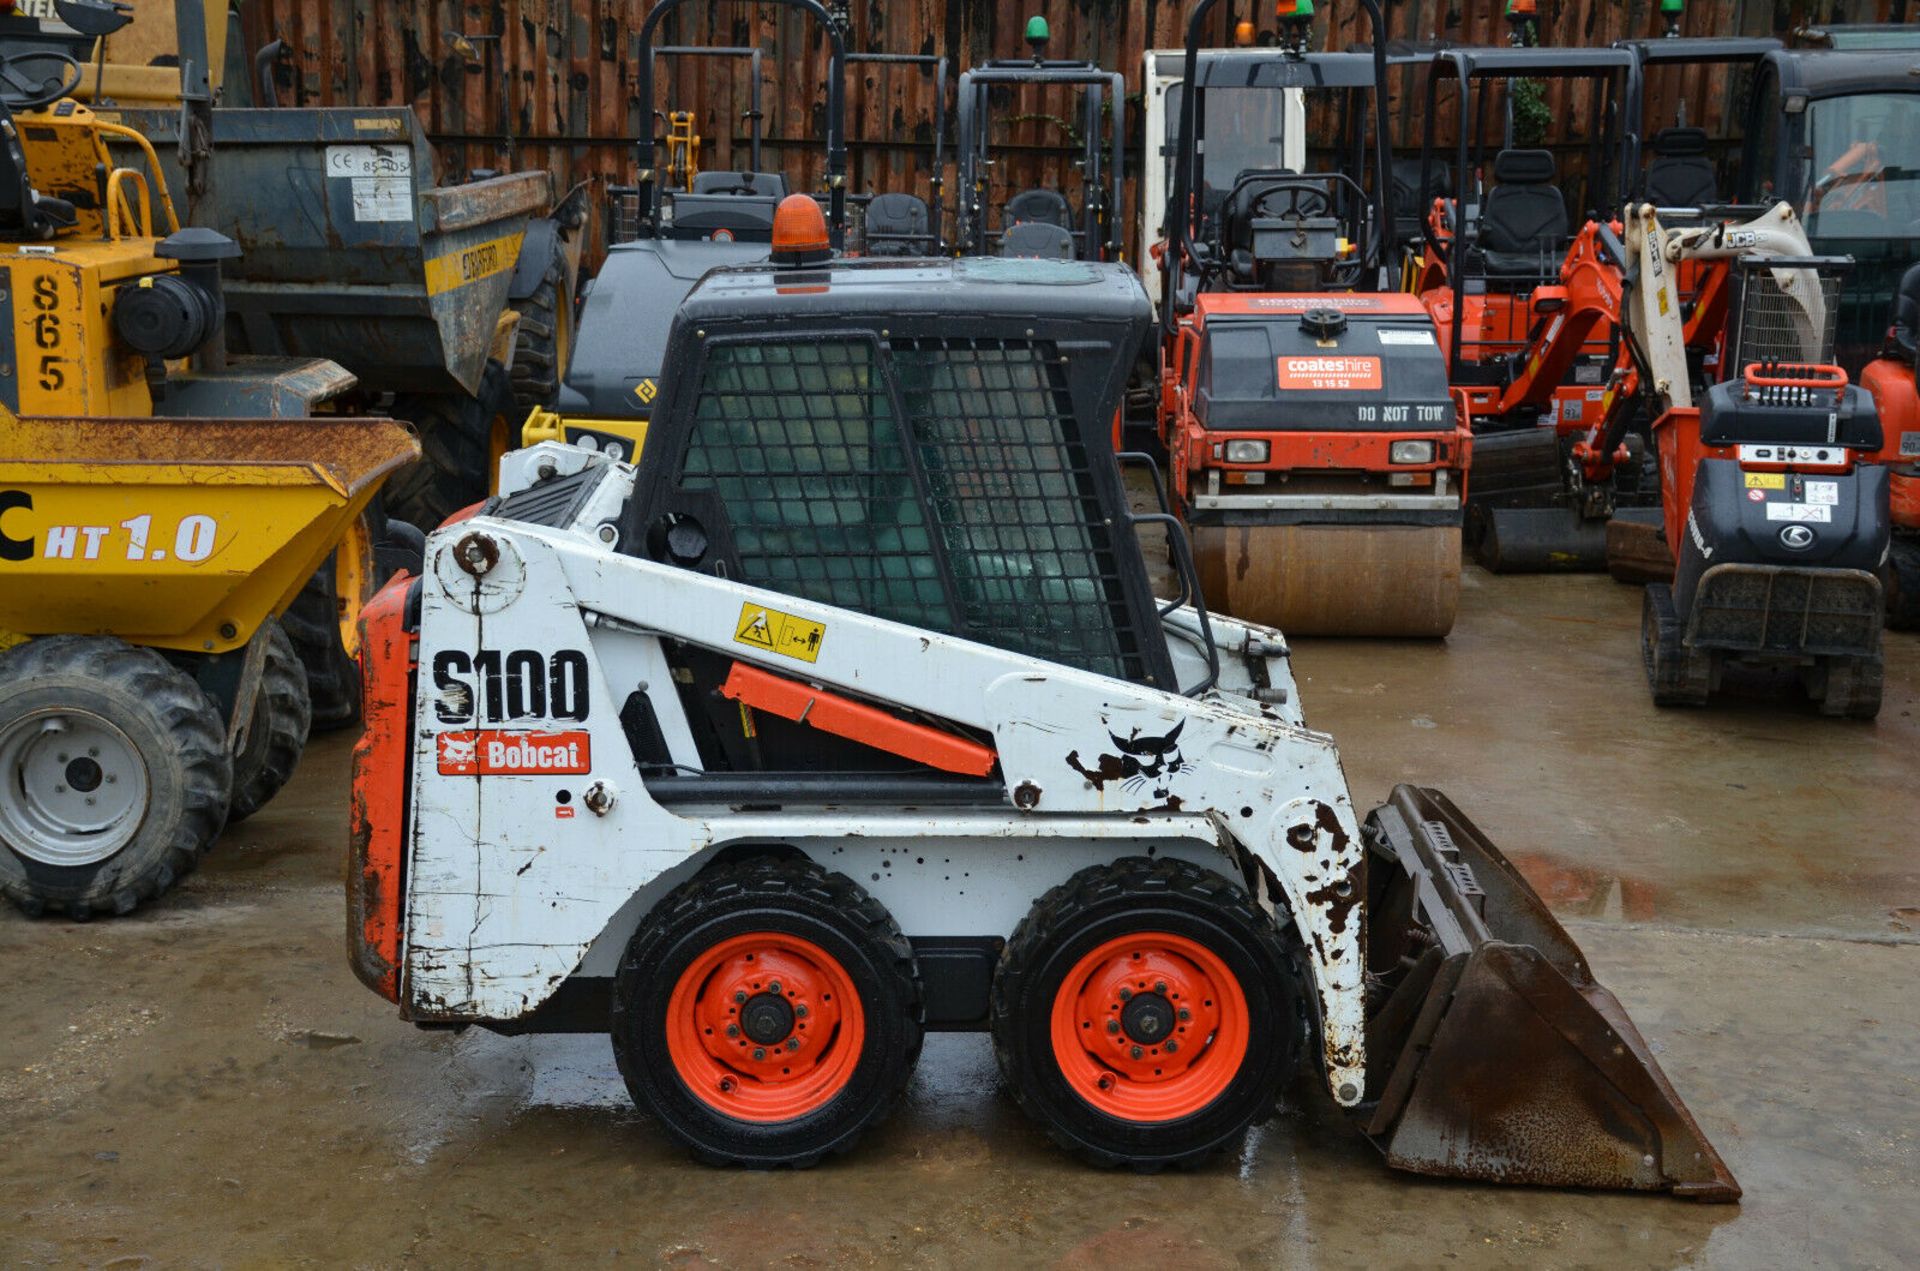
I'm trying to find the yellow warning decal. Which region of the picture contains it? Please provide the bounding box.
[423,230,525,297]
[1744,472,1785,489]
[634,377,658,404]
[1656,287,1671,317]
[735,602,826,663]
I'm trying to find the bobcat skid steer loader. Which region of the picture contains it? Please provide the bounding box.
[347,198,1738,1196]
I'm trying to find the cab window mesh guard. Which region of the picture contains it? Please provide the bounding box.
[676,335,1148,682]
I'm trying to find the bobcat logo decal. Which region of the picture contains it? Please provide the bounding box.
[1066,721,1188,806]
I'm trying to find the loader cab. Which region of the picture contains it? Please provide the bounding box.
[953,25,1126,262]
[1738,49,1920,371]
[1158,49,1391,310]
[1416,46,1632,385]
[614,248,1183,774]
[1614,36,1781,215]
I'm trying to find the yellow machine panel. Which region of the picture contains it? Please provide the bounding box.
[1,246,174,418]
[0,413,419,653]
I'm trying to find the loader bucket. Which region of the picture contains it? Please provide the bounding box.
[1360,785,1740,1200]
[0,414,418,656]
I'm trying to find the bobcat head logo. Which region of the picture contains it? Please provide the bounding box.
[1066,721,1188,804]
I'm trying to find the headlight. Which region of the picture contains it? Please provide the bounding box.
[1222,439,1270,464]
[1389,440,1435,464]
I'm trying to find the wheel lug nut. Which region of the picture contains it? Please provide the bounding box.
[752,1048,766,1061]
[1154,981,1167,995]
[1177,1007,1192,1022]
[54,785,66,794]
[767,981,781,994]
[1097,1075,1114,1090]
[1130,1045,1143,1060]
[88,747,99,758]
[785,1037,800,1051]
[1164,1040,1179,1054]
[56,753,68,763]
[1117,987,1132,1001]
[1105,1020,1119,1035]
[726,1024,739,1038]
[734,990,747,1004]
[795,1004,808,1019]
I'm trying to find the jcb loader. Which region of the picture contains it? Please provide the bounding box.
[348,195,1738,1195]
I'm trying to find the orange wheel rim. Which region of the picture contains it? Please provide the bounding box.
[1050,932,1249,1123]
[666,931,864,1123]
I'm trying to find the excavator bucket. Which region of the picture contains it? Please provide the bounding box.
[1360,786,1741,1200]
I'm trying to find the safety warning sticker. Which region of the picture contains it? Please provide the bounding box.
[1765,503,1831,523]
[1804,480,1839,505]
[1743,472,1786,489]
[735,602,826,663]
[1277,356,1382,391]
[326,145,413,222]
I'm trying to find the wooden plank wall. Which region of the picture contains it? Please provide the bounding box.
[238,0,1912,265]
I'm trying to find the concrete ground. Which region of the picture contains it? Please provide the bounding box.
[2,568,1916,1268]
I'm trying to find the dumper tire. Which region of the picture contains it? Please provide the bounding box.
[508,240,573,416]
[384,361,516,531]
[611,855,923,1168]
[1641,583,1709,707]
[227,619,311,823]
[0,636,230,920]
[991,856,1307,1171]
[284,548,364,733]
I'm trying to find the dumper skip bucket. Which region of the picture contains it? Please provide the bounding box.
[0,413,418,655]
[1360,785,1741,1200]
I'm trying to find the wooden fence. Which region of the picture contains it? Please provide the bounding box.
[236,0,1913,263]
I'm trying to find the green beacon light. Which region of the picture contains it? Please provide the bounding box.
[1024,15,1050,60]
[1660,0,1685,37]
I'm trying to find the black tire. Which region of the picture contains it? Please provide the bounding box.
[990,856,1307,1170]
[508,234,574,415]
[384,360,516,530]
[1641,583,1709,707]
[611,856,923,1168]
[0,636,231,919]
[227,619,311,822]
[283,547,363,732]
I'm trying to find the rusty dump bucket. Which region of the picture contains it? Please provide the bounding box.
[1360,785,1741,1200]
[0,414,417,656]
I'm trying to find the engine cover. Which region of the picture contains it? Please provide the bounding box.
[1674,458,1890,620]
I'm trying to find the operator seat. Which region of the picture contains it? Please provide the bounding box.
[1391,156,1452,242]
[1000,221,1074,260]
[0,112,75,240]
[690,171,790,196]
[1644,128,1718,208]
[863,192,931,256]
[1005,187,1072,231]
[1477,148,1567,281]
[1887,261,1920,360]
